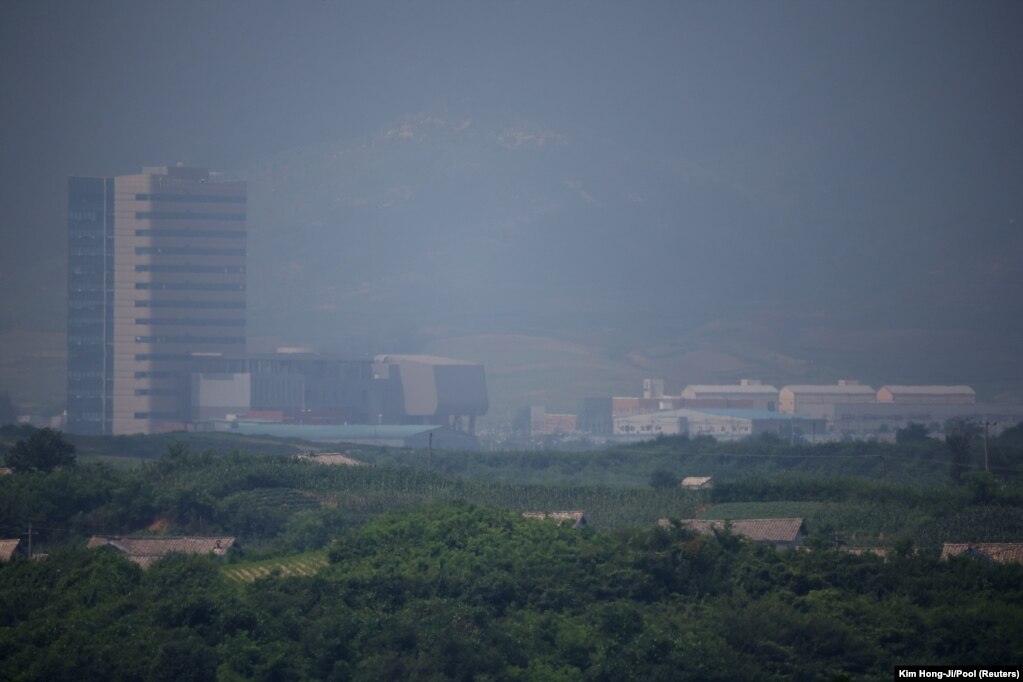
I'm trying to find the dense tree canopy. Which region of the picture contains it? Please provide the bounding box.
[1,427,1022,679]
[1,504,1021,681]
[4,427,76,473]
[895,421,930,444]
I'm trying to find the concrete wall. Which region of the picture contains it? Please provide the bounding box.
[191,372,250,421]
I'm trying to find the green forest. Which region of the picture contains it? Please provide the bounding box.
[1,423,1022,680]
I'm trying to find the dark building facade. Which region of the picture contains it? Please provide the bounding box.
[67,176,115,434]
[189,353,488,432]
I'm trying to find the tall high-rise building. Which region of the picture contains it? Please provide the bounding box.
[67,166,246,435]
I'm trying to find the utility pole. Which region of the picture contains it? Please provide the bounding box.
[428,431,433,469]
[879,455,886,483]
[979,420,996,472]
[23,523,38,560]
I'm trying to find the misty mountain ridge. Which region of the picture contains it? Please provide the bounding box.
[241,111,1022,405]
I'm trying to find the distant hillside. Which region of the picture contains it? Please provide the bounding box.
[240,111,1023,416]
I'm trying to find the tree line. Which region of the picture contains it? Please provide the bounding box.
[1,503,1021,681]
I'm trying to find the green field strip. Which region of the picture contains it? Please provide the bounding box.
[223,550,329,583]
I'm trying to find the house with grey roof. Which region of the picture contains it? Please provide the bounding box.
[522,511,589,529]
[941,543,1023,565]
[662,517,807,550]
[87,535,237,568]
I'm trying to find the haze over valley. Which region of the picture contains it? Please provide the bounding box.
[2,1,1022,421]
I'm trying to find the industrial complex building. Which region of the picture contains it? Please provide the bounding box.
[65,167,1019,446]
[613,407,823,442]
[568,379,1023,443]
[681,380,779,411]
[876,385,976,404]
[67,166,489,441]
[777,381,877,419]
[191,352,488,432]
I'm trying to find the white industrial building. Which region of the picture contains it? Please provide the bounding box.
[586,380,1022,441]
[681,379,779,411]
[614,408,822,442]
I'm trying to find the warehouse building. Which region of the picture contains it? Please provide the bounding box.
[778,381,876,420]
[876,385,976,404]
[613,407,822,442]
[681,379,779,411]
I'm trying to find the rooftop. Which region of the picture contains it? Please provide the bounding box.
[87,535,236,568]
[629,407,811,421]
[676,518,807,543]
[781,384,876,395]
[0,539,22,562]
[694,408,813,421]
[298,453,365,466]
[522,511,588,529]
[941,543,1023,564]
[880,385,976,395]
[374,354,479,366]
[683,384,779,395]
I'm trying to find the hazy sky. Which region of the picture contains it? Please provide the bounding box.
[2,1,1022,356]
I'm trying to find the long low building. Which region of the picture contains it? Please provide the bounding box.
[681,380,779,411]
[779,381,876,419]
[614,408,824,441]
[941,543,1023,564]
[223,420,480,450]
[877,385,976,404]
[588,380,1020,440]
[87,535,236,568]
[659,518,807,550]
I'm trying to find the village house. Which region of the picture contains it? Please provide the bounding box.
[661,517,807,550]
[0,539,25,562]
[87,535,238,568]
[680,476,713,490]
[522,511,589,529]
[940,543,1023,565]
